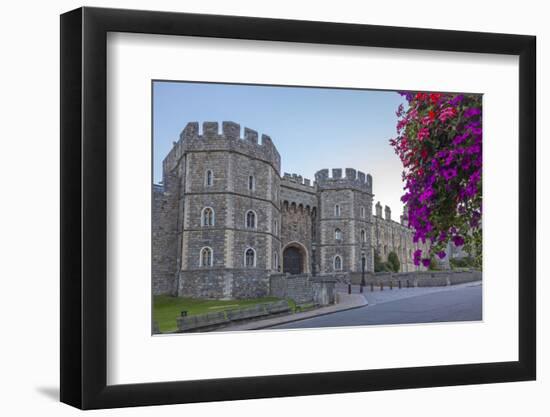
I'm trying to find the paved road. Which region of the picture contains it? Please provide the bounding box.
[268,284,482,329]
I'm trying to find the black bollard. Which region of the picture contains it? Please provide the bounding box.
[348,283,351,294]
[406,279,410,288]
[398,280,402,289]
[370,282,374,292]
[390,281,393,290]
[380,282,383,291]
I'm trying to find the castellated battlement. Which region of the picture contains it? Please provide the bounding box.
[281,172,315,189]
[314,167,373,193]
[163,121,281,174]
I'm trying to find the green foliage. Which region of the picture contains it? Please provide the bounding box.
[374,250,386,272]
[153,295,282,333]
[428,257,441,271]
[387,251,401,273]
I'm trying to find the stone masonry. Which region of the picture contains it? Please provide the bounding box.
[153,121,435,299]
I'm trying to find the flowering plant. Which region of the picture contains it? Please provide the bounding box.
[390,92,482,268]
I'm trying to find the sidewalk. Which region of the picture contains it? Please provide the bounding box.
[217,293,367,331]
[360,280,482,306]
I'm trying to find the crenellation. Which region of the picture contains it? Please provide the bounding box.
[244,127,258,144]
[180,122,199,141]
[345,168,357,180]
[332,168,342,179]
[222,121,240,138]
[203,121,219,137]
[357,171,366,183]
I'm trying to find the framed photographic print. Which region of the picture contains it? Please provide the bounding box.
[60,6,536,410]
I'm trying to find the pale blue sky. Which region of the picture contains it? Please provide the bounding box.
[153,81,408,216]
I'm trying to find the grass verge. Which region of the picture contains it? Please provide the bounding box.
[153,295,283,333]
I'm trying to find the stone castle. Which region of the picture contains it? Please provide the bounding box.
[153,121,430,299]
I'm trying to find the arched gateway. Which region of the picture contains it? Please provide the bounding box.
[282,242,308,275]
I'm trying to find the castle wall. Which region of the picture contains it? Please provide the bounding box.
[279,175,317,273]
[316,168,374,274]
[173,122,281,299]
[152,120,434,299]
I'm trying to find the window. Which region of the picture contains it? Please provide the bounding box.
[274,219,278,236]
[361,229,366,243]
[246,210,257,229]
[201,207,215,226]
[335,228,342,241]
[248,175,255,191]
[273,251,279,270]
[334,255,342,271]
[334,204,341,217]
[205,170,213,187]
[361,206,366,218]
[245,248,256,267]
[200,247,213,267]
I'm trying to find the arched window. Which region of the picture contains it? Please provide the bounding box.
[334,204,341,217]
[201,207,215,226]
[199,247,213,267]
[246,210,257,229]
[205,170,213,187]
[334,255,342,271]
[273,251,279,270]
[248,175,255,191]
[245,248,256,267]
[361,229,366,243]
[335,228,342,241]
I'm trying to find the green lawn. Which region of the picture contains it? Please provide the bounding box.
[153,295,284,333]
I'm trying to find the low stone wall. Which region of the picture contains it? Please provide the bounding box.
[269,274,337,305]
[176,300,291,332]
[349,269,481,287]
[178,268,269,299]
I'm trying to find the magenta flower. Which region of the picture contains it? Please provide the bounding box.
[390,91,481,261]
[417,128,430,141]
[452,236,465,246]
[421,258,431,267]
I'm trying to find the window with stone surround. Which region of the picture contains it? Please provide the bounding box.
[201,207,215,226]
[205,169,213,187]
[199,247,213,267]
[245,247,256,267]
[248,175,255,191]
[361,206,366,218]
[335,228,342,241]
[334,204,341,217]
[274,219,278,235]
[246,210,257,229]
[334,255,342,271]
[361,229,366,243]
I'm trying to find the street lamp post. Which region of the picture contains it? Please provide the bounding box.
[361,256,366,293]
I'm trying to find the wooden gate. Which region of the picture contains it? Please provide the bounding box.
[283,246,303,275]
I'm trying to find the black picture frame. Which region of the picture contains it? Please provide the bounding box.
[60,6,536,410]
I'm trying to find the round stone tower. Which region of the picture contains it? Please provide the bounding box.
[170,121,281,299]
[314,167,374,274]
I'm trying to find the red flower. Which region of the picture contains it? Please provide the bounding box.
[430,93,441,104]
[429,110,435,121]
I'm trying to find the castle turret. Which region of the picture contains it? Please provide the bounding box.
[375,202,383,217]
[385,205,392,221]
[155,121,282,299]
[315,168,374,273]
